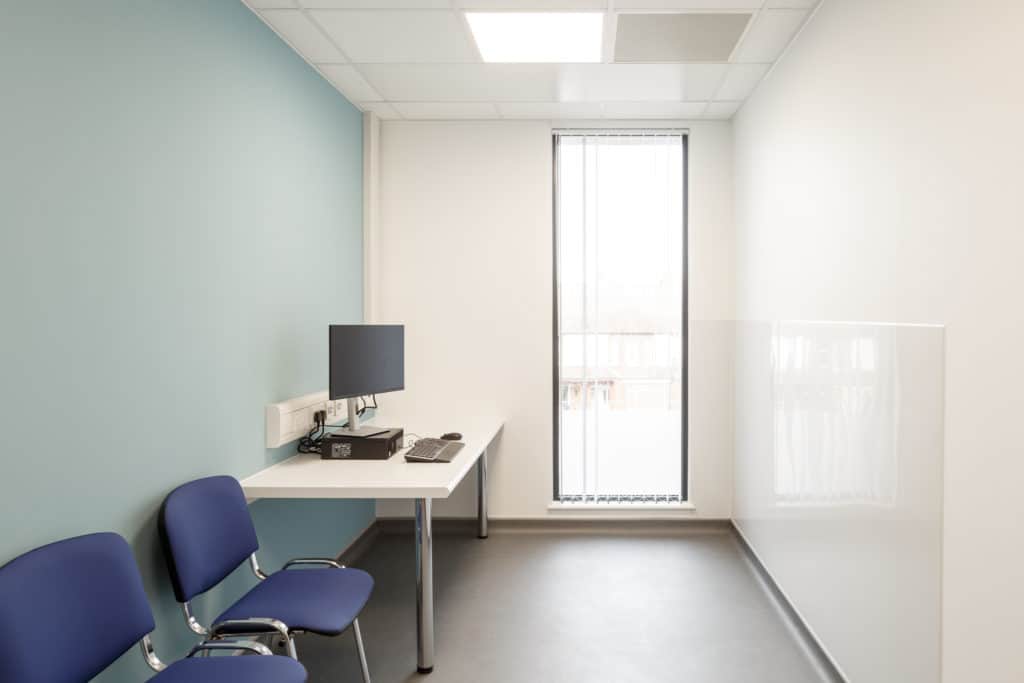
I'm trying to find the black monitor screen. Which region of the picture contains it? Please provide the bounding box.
[329,324,404,400]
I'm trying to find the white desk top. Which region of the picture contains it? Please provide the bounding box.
[241,414,503,500]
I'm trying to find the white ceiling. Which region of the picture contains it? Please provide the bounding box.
[242,0,819,121]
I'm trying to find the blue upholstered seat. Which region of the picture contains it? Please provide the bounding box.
[0,532,305,682]
[159,475,374,680]
[0,532,155,682]
[155,654,306,683]
[215,565,374,635]
[160,475,261,603]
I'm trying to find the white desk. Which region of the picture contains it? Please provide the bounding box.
[241,413,503,674]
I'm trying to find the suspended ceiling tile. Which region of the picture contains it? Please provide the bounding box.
[259,10,345,63]
[613,0,763,9]
[319,65,382,101]
[393,102,500,119]
[614,13,752,62]
[304,1,451,6]
[557,64,682,102]
[704,100,742,118]
[682,63,730,100]
[766,0,819,7]
[497,102,606,119]
[311,10,479,63]
[360,63,560,101]
[603,101,708,118]
[715,63,769,100]
[555,63,726,102]
[462,0,606,7]
[731,9,808,63]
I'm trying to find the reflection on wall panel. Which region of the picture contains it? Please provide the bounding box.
[734,321,943,683]
[772,323,900,506]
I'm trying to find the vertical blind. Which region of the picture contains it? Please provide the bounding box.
[554,131,687,504]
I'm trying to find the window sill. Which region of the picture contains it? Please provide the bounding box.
[547,501,696,513]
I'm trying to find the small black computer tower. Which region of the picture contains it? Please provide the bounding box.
[320,428,404,460]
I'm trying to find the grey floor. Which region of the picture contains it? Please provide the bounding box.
[288,525,836,683]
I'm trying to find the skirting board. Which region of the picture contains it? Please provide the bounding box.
[335,518,381,566]
[730,521,848,683]
[375,517,732,536]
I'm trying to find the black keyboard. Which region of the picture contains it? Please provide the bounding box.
[404,438,464,463]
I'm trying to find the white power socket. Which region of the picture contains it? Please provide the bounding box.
[265,391,348,448]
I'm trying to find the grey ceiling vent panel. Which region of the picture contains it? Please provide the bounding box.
[614,13,752,63]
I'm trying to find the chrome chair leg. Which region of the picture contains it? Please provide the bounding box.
[286,636,297,660]
[353,618,371,683]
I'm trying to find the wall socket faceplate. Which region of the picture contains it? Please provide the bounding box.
[265,391,348,448]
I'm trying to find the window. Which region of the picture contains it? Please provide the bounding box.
[553,131,687,504]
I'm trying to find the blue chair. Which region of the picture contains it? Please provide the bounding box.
[159,475,374,682]
[0,532,307,682]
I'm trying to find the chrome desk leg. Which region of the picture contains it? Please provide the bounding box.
[477,449,488,539]
[415,498,434,674]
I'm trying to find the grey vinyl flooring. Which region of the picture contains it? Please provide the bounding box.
[287,525,837,683]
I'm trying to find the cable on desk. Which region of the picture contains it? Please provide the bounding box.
[297,414,326,454]
[356,394,378,417]
[298,397,382,454]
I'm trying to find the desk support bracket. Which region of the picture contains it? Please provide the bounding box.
[415,497,434,673]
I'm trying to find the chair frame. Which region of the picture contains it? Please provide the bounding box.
[139,634,275,673]
[177,553,371,683]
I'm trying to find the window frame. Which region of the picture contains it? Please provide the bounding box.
[550,129,689,503]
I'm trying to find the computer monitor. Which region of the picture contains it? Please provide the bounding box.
[329,324,404,436]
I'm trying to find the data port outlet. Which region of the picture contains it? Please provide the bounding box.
[265,391,348,448]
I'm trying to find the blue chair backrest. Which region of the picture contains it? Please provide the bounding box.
[0,532,156,682]
[159,475,259,602]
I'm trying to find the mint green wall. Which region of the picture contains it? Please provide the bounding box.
[0,2,374,679]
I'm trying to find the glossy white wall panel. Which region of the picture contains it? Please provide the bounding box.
[734,321,943,682]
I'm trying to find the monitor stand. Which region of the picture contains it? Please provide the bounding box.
[335,397,387,438]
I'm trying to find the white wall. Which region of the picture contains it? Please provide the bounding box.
[371,120,735,520]
[733,0,1024,680]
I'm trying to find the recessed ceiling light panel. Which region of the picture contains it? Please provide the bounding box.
[465,12,604,63]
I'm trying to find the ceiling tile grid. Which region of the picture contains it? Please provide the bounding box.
[243,0,820,120]
[260,9,346,63]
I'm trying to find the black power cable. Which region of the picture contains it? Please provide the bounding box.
[297,411,326,454]
[355,394,378,417]
[296,396,377,454]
